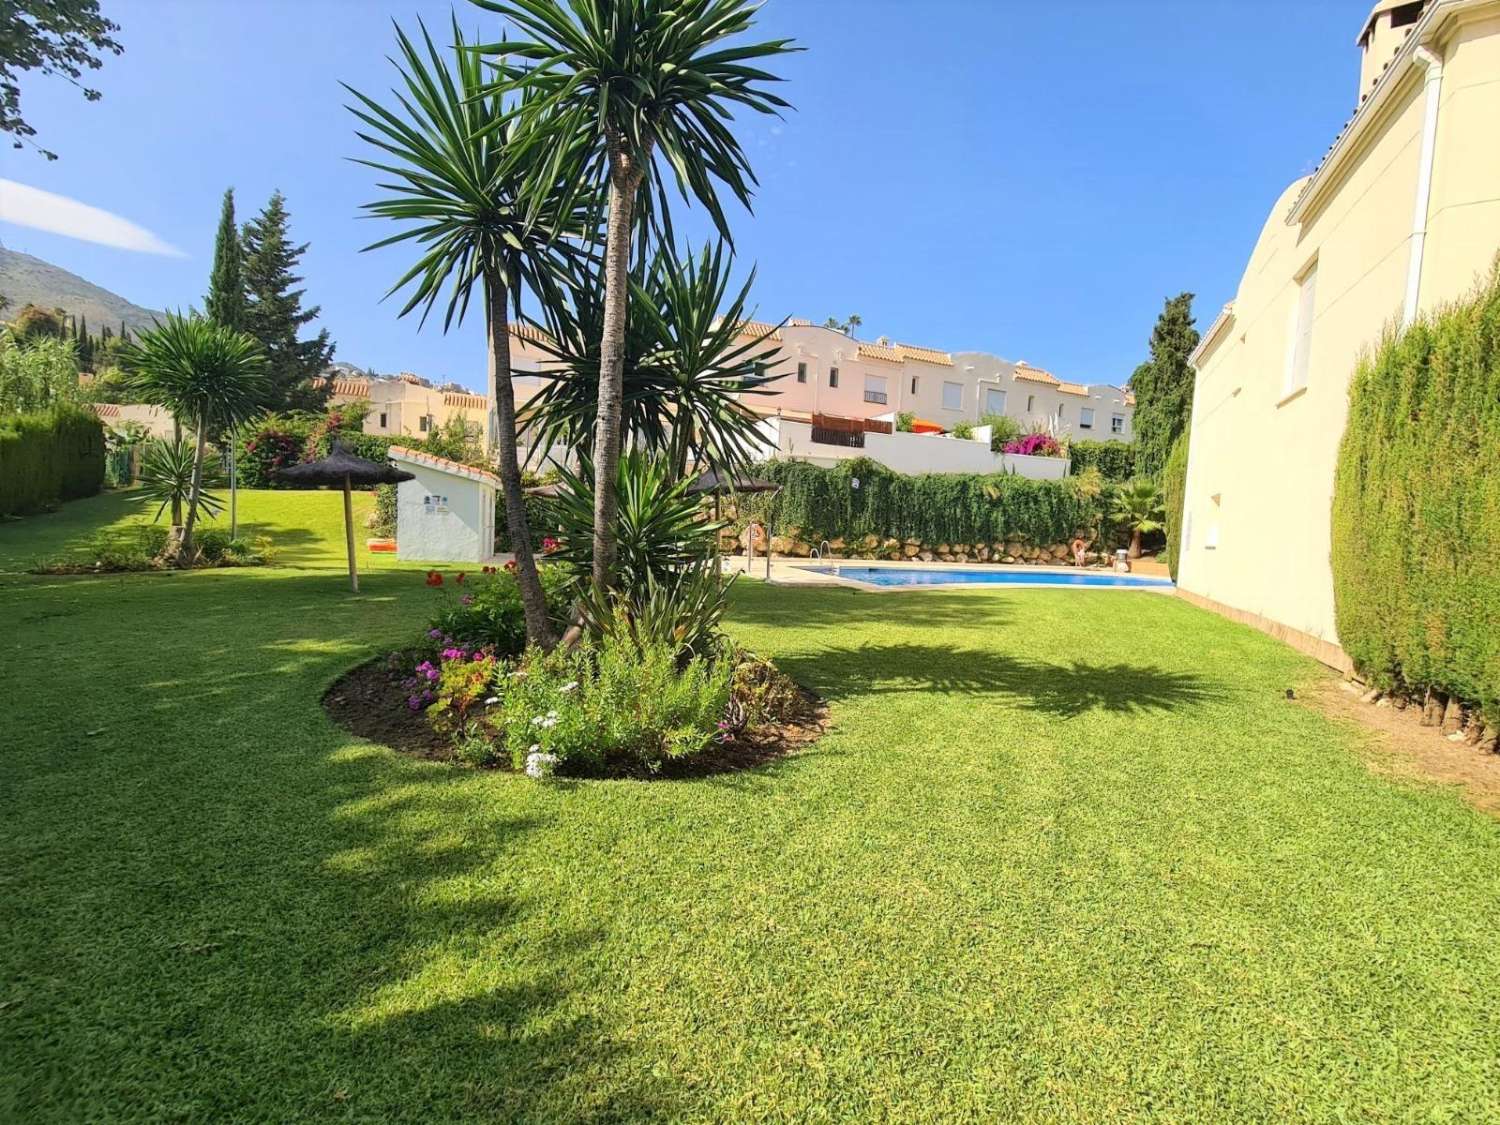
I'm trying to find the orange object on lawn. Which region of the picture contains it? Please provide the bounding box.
[910,419,944,434]
[367,538,397,553]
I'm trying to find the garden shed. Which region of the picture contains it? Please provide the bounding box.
[387,446,498,564]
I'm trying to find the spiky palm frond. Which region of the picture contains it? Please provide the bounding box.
[521,241,784,475]
[119,314,266,432]
[344,15,595,331]
[471,0,799,245]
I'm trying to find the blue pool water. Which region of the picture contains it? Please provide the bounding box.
[803,566,1174,589]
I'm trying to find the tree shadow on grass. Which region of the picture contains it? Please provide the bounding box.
[727,582,1016,633]
[773,641,1226,719]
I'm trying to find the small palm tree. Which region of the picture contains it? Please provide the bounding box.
[121,316,264,565]
[523,241,783,481]
[1109,479,1166,559]
[345,17,592,649]
[475,0,798,594]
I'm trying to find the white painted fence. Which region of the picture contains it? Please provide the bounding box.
[756,417,1070,480]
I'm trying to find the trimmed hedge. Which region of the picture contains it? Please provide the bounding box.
[744,457,1097,546]
[1068,440,1136,482]
[1331,266,1500,716]
[0,406,106,516]
[1162,431,1190,583]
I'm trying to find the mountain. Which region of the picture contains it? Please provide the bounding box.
[0,248,164,333]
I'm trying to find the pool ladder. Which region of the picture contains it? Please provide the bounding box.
[809,540,832,560]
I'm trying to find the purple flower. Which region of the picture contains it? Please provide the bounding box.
[407,696,422,710]
[428,628,442,639]
[425,667,439,682]
[460,594,474,606]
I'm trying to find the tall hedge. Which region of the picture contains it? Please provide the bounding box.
[1331,266,1500,716]
[745,457,1096,546]
[1161,430,1190,582]
[1068,440,1136,482]
[0,406,106,516]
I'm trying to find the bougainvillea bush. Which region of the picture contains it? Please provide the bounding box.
[424,563,573,655]
[1003,431,1063,458]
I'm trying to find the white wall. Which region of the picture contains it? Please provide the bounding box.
[761,417,1068,480]
[395,465,496,563]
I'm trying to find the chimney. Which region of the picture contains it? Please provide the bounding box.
[1358,2,1427,98]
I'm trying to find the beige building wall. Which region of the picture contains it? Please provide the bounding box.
[1180,0,1500,663]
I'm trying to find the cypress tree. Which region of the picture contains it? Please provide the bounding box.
[1129,293,1200,478]
[241,190,335,412]
[205,187,245,330]
[76,314,93,369]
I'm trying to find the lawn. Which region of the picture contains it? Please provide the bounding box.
[2,491,1498,1121]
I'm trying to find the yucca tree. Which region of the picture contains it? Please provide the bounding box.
[121,316,265,564]
[474,0,798,594]
[345,17,592,649]
[523,241,784,480]
[1109,478,1167,560]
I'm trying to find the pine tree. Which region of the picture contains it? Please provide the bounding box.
[1129,293,1200,479]
[205,187,245,330]
[76,313,93,369]
[241,190,335,412]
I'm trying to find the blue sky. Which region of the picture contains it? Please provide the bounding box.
[2,0,1370,393]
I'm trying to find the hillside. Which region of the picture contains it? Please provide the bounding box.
[0,248,164,332]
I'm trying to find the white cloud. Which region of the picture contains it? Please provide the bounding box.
[0,179,185,257]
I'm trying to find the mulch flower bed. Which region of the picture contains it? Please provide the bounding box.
[323,657,828,780]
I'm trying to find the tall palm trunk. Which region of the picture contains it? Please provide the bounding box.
[488,278,556,649]
[1129,529,1142,559]
[170,415,184,529]
[178,413,209,567]
[591,142,648,594]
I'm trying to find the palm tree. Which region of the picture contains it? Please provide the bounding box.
[474,0,798,594]
[1109,479,1166,559]
[121,316,265,565]
[345,18,591,649]
[523,241,784,480]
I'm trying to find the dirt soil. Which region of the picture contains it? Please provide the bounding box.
[1303,678,1500,816]
[323,658,828,781]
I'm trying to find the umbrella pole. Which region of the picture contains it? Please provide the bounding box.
[343,473,359,593]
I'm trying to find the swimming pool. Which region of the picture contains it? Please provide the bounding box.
[800,565,1174,589]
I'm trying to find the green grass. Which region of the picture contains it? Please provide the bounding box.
[3,492,1499,1121]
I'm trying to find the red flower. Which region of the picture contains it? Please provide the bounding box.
[541,536,558,553]
[425,571,444,587]
[481,564,497,575]
[454,571,466,584]
[504,559,517,573]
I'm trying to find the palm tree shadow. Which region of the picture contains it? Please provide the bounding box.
[775,642,1225,719]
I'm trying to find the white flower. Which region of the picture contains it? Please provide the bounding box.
[560,681,579,694]
[525,750,559,779]
[484,696,500,705]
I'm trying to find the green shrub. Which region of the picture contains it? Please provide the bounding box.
[0,405,106,516]
[371,483,397,537]
[743,457,1096,547]
[1332,265,1500,717]
[980,413,1023,450]
[895,411,915,433]
[488,629,734,775]
[1162,431,1190,582]
[424,563,573,657]
[1069,440,1136,482]
[236,415,312,488]
[951,420,975,440]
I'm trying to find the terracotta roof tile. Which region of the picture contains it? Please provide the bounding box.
[90,403,121,418]
[1057,382,1090,397]
[857,342,903,363]
[1013,364,1059,385]
[509,322,553,345]
[388,445,501,487]
[330,378,371,398]
[894,342,953,367]
[442,391,487,411]
[732,319,784,341]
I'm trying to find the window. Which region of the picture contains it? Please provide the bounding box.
[1080,407,1094,430]
[942,381,962,411]
[796,361,807,384]
[910,376,918,395]
[863,374,888,405]
[1111,413,1125,434]
[378,411,387,429]
[418,414,432,433]
[1026,394,1035,413]
[984,388,1007,415]
[1056,403,1066,422]
[829,366,839,389]
[1284,260,1318,397]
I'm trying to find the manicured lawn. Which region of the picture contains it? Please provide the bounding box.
[2,492,1498,1120]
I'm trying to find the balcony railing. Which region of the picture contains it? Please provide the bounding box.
[863,390,888,405]
[809,412,892,447]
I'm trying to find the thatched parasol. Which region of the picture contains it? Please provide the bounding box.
[683,469,780,497]
[274,440,414,592]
